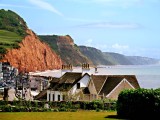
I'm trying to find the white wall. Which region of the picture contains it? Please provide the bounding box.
[47,74,91,101]
[8,88,18,101]
[71,74,90,94]
[47,90,63,101]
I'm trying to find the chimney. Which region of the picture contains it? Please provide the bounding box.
[61,64,73,76]
[82,63,90,75]
[95,67,98,73]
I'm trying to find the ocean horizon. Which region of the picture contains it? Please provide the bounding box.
[31,64,160,89]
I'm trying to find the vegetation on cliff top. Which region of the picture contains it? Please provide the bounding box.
[79,46,160,65]
[0,30,22,54]
[39,35,59,54]
[0,9,27,59]
[0,9,27,36]
[39,35,92,66]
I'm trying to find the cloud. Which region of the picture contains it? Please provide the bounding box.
[85,39,93,47]
[75,22,141,29]
[110,43,129,54]
[28,0,63,17]
[112,43,129,49]
[66,18,94,22]
[84,39,108,51]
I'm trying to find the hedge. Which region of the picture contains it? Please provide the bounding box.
[117,88,160,119]
[0,100,116,112]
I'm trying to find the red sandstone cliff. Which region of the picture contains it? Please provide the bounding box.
[1,29,62,72]
[57,35,93,66]
[39,35,93,66]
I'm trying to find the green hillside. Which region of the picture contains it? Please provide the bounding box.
[0,30,22,58]
[0,9,27,59]
[104,52,133,65]
[79,46,132,65]
[79,46,114,65]
[39,35,92,66]
[0,9,27,36]
[79,46,159,65]
[38,35,59,53]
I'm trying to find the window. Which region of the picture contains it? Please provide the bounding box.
[52,94,55,101]
[58,95,60,101]
[77,83,80,89]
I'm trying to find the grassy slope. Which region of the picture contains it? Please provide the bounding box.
[0,9,27,59]
[0,111,119,120]
[0,30,23,59]
[0,30,22,48]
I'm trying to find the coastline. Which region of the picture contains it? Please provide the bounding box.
[29,65,160,89]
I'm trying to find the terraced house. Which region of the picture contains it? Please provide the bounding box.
[44,72,140,101]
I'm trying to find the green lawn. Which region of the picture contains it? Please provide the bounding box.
[0,111,122,120]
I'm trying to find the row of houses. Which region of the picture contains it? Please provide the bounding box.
[35,72,140,101]
[0,62,18,84]
[0,63,140,101]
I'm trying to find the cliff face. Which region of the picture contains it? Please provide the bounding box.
[79,46,114,65]
[1,29,62,72]
[79,46,159,65]
[39,35,93,66]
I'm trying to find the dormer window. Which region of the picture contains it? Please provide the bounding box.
[77,83,80,89]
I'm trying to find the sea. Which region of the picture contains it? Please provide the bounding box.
[31,65,160,89]
[96,65,160,89]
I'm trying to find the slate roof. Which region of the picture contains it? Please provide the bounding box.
[34,89,47,100]
[91,75,108,94]
[99,75,140,96]
[49,77,60,88]
[50,77,60,83]
[50,72,82,91]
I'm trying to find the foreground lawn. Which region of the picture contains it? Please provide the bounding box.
[0,111,122,120]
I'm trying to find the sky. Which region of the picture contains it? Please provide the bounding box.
[0,0,160,59]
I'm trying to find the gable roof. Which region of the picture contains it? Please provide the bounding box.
[91,75,108,94]
[50,77,60,83]
[50,72,82,91]
[49,77,60,88]
[59,72,82,84]
[99,75,140,96]
[34,89,47,100]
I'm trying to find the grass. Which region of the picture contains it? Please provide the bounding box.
[0,111,122,120]
[0,30,22,48]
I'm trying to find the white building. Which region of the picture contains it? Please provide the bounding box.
[47,72,90,101]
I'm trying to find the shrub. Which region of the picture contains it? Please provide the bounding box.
[58,107,68,112]
[1,105,12,112]
[33,101,38,108]
[70,109,77,112]
[117,88,160,119]
[96,108,100,112]
[53,109,59,112]
[0,47,7,54]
